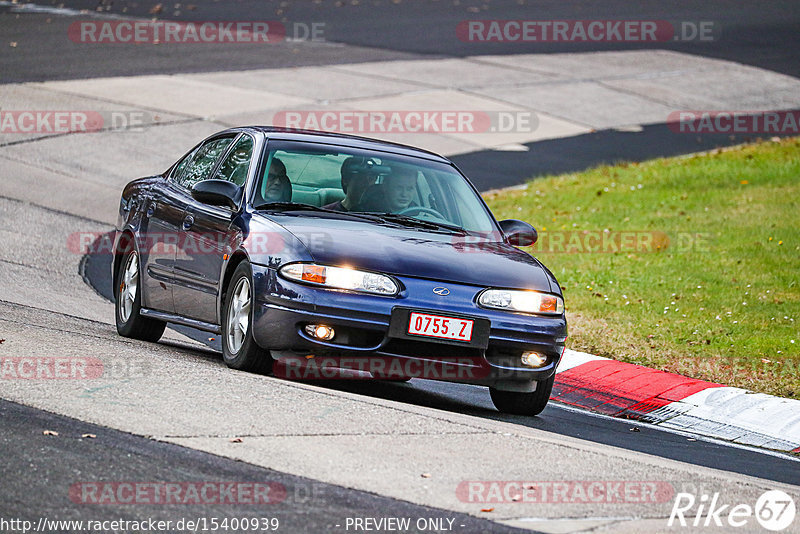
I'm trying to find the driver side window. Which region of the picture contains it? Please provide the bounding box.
[177,136,234,189]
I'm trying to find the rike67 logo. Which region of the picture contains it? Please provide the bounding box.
[669,490,796,531]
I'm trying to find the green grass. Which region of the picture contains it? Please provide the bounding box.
[485,137,800,398]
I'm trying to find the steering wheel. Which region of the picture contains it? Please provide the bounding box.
[396,206,446,220]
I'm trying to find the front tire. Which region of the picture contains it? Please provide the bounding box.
[115,247,166,342]
[490,373,555,416]
[222,261,273,374]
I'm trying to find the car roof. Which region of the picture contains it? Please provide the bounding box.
[230,126,451,163]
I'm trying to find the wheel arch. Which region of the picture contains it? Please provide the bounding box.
[219,249,250,323]
[113,230,136,296]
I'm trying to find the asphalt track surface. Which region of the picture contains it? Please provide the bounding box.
[452,125,797,191]
[0,398,529,534]
[1,0,798,81]
[2,1,797,187]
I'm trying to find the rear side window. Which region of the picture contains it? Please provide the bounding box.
[214,135,254,187]
[176,137,235,189]
[169,150,195,184]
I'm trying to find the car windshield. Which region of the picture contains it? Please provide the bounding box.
[253,140,498,234]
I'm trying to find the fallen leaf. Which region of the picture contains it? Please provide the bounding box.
[481,508,494,513]
[81,433,97,439]
[43,430,59,436]
[229,437,243,443]
[420,473,431,478]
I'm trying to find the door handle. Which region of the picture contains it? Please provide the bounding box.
[182,215,194,230]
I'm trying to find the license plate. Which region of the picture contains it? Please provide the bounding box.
[407,312,473,342]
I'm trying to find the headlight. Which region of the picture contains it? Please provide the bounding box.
[279,263,399,296]
[478,289,564,315]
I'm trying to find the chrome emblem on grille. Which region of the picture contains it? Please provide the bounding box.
[432,287,450,296]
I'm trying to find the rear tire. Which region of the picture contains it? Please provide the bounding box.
[490,373,555,416]
[222,261,273,374]
[115,247,166,342]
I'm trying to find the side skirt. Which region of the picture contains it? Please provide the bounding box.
[140,308,222,334]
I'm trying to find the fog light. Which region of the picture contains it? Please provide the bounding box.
[521,351,548,368]
[305,324,335,341]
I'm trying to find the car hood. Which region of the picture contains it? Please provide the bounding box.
[264,213,555,292]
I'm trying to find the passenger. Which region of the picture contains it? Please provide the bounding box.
[263,157,292,202]
[323,157,371,211]
[382,166,418,212]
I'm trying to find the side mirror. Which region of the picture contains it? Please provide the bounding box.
[499,219,537,247]
[191,179,240,209]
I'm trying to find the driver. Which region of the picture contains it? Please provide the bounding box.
[263,157,292,202]
[383,166,417,212]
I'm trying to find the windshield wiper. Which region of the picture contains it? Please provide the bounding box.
[370,213,467,234]
[254,202,404,226]
[254,203,466,233]
[253,201,329,212]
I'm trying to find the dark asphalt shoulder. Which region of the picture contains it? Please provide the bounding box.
[0,398,531,534]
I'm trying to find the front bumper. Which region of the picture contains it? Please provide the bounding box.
[250,264,567,390]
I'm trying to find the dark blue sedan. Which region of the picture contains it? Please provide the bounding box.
[113,127,567,415]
